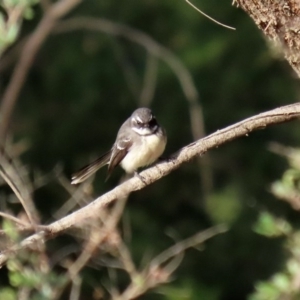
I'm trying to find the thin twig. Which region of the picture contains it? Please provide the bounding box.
[69,276,82,300]
[0,211,30,227]
[68,197,127,280]
[0,0,81,142]
[115,225,226,300]
[0,152,38,225]
[185,0,236,30]
[54,174,92,219]
[150,224,227,267]
[54,17,200,123]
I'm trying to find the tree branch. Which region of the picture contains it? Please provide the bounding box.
[0,0,81,142]
[54,16,212,202]
[0,102,299,267]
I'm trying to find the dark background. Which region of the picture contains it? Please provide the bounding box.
[1,0,299,299]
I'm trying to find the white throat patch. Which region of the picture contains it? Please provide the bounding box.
[132,126,155,136]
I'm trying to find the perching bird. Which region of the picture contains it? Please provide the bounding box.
[71,108,167,184]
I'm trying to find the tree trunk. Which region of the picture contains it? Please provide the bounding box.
[235,0,300,77]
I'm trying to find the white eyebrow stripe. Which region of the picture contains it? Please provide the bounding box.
[136,116,143,123]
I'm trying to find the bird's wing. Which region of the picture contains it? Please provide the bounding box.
[107,137,132,178]
[71,150,112,184]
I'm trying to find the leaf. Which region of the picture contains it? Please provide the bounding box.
[2,220,20,241]
[253,212,292,237]
[0,288,16,300]
[23,7,34,19]
[6,23,19,44]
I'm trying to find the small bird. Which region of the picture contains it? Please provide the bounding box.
[71,108,167,184]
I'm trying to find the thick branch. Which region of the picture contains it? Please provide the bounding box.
[54,17,212,199]
[0,103,299,267]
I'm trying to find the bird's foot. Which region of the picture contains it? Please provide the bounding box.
[134,171,147,185]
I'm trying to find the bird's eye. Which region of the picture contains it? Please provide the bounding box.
[149,119,157,127]
[136,120,142,126]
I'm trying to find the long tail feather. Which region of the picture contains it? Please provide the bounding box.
[71,150,112,184]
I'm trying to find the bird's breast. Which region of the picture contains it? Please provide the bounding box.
[120,134,166,173]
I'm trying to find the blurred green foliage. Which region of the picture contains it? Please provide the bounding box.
[251,216,300,300]
[1,0,300,299]
[253,211,292,237]
[0,0,37,54]
[1,220,67,299]
[250,147,300,300]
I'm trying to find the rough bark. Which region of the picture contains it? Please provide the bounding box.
[236,0,300,77]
